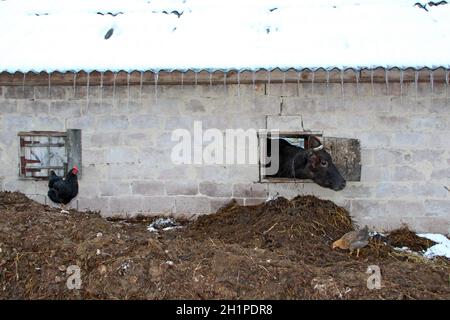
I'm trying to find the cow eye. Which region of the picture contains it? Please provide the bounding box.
[320,160,328,167]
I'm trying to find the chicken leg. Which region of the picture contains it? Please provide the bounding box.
[60,204,69,214]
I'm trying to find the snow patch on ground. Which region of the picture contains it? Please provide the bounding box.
[417,233,450,259]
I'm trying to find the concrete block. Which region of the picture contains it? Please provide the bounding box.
[0,100,18,113]
[266,83,298,97]
[66,116,97,130]
[267,182,304,199]
[35,86,68,100]
[78,197,110,213]
[352,96,392,113]
[354,132,391,148]
[210,197,244,212]
[3,114,34,131]
[390,97,431,115]
[233,183,268,198]
[141,196,175,214]
[424,200,450,217]
[165,180,198,196]
[386,200,425,217]
[97,115,128,130]
[109,196,142,216]
[106,147,139,164]
[391,132,429,149]
[49,101,82,117]
[128,114,162,129]
[351,199,387,217]
[86,101,114,115]
[83,149,106,165]
[267,115,303,131]
[90,132,122,147]
[392,166,426,181]
[4,86,34,99]
[77,182,98,198]
[132,180,165,196]
[157,165,194,180]
[414,217,450,234]
[431,167,450,181]
[340,183,374,199]
[375,183,411,198]
[412,183,449,198]
[3,179,37,194]
[125,131,155,147]
[373,149,405,165]
[361,166,391,182]
[199,181,232,197]
[175,196,211,214]
[99,182,131,196]
[282,97,334,115]
[17,100,50,114]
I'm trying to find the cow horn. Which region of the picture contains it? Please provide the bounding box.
[312,144,324,152]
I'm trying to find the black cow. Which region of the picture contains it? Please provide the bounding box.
[265,136,346,191]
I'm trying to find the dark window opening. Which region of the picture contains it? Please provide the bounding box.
[257,130,323,183]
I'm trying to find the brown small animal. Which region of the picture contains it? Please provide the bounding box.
[332,226,369,257]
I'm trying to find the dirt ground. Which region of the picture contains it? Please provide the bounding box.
[0,191,449,300]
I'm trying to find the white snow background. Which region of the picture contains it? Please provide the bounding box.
[0,0,450,72]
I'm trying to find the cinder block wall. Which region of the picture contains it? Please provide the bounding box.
[0,81,449,233]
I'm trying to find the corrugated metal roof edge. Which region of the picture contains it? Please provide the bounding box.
[1,66,450,74]
[1,67,449,85]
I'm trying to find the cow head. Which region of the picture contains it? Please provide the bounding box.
[304,136,346,191]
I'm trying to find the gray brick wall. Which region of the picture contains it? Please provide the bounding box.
[0,81,449,234]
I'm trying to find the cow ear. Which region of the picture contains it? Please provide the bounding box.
[307,135,322,149]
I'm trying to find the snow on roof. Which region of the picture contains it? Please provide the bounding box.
[1,0,450,73]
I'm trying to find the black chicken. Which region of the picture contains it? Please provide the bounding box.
[47,166,79,213]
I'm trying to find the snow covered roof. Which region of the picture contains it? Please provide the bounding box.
[1,0,450,73]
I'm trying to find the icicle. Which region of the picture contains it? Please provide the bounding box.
[112,72,117,103]
[22,73,26,97]
[86,72,90,110]
[430,70,434,97]
[400,69,404,102]
[181,72,184,92]
[311,70,315,95]
[237,70,241,97]
[252,70,256,99]
[297,70,301,95]
[370,69,374,96]
[223,71,227,94]
[48,73,51,98]
[100,72,104,107]
[414,70,419,100]
[209,72,213,92]
[326,70,330,92]
[127,72,131,109]
[340,69,344,99]
[355,70,360,96]
[267,69,271,95]
[282,71,286,96]
[154,71,159,104]
[194,71,198,88]
[139,71,143,104]
[446,69,449,100]
[385,69,389,92]
[73,72,77,98]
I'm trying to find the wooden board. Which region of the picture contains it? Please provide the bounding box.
[323,137,361,181]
